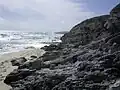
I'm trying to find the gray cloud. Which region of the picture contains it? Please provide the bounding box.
[0,0,96,31]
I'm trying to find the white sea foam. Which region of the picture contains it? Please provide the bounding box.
[0,31,62,54]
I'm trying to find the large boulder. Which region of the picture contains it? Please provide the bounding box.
[4,69,35,85]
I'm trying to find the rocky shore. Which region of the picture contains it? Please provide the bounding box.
[4,3,120,90]
[0,48,45,90]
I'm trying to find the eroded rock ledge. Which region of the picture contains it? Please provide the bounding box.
[4,3,120,90]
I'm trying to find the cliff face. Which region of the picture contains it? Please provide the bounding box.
[61,4,120,46]
[61,15,110,45]
[4,3,120,90]
[110,3,120,17]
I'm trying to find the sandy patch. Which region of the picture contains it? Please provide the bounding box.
[0,48,45,90]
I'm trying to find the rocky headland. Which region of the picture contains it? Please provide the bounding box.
[4,3,120,90]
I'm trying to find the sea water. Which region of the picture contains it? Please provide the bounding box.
[0,31,62,54]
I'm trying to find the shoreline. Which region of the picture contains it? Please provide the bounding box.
[0,48,45,90]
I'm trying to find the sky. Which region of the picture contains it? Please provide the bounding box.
[0,0,119,32]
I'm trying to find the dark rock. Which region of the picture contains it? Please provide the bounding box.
[41,44,62,51]
[107,35,120,45]
[77,62,89,71]
[4,69,35,85]
[30,55,37,59]
[61,15,110,45]
[97,54,116,61]
[103,68,120,79]
[110,3,120,18]
[109,80,120,90]
[49,64,56,70]
[105,3,120,34]
[100,59,113,68]
[19,59,48,70]
[11,57,27,66]
[113,61,120,70]
[84,71,107,83]
[41,51,62,61]
[53,80,109,90]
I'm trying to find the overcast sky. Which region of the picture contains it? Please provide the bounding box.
[0,0,119,32]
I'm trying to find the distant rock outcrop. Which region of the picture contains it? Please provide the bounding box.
[4,3,120,90]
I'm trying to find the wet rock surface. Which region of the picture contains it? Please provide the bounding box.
[4,3,120,90]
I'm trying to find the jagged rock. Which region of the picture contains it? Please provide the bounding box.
[41,44,62,51]
[52,80,109,90]
[61,15,110,45]
[11,57,27,66]
[77,62,89,71]
[19,59,48,70]
[41,51,62,61]
[103,68,120,78]
[109,80,120,90]
[84,71,107,83]
[105,4,120,34]
[4,69,35,85]
[110,3,120,18]
[100,59,113,68]
[107,35,120,45]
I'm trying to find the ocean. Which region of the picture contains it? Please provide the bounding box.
[0,31,62,54]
